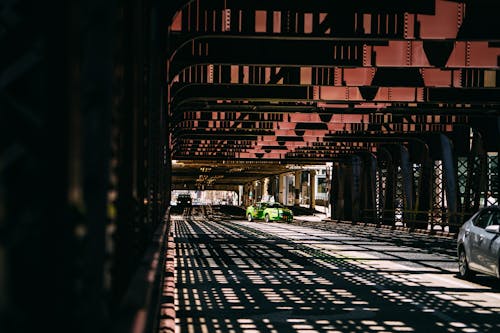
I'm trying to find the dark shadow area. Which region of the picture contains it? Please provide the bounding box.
[289,206,323,216]
[170,205,189,215]
[214,205,246,218]
[170,208,500,333]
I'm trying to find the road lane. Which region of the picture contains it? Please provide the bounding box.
[173,213,500,333]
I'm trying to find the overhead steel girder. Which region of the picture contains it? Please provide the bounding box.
[168,0,497,49]
[168,38,369,80]
[174,139,380,150]
[167,1,500,165]
[170,0,435,17]
[173,102,317,114]
[167,0,434,54]
[173,141,376,158]
[170,65,494,92]
[168,1,499,51]
[171,108,494,130]
[171,121,461,147]
[174,111,455,124]
[173,134,426,160]
[173,172,279,181]
[170,84,500,110]
[173,131,458,144]
[171,85,309,107]
[168,36,500,80]
[174,151,376,161]
[172,100,500,116]
[171,115,466,159]
[168,0,500,42]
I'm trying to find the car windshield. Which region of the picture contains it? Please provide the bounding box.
[489,210,500,227]
[269,203,283,208]
[474,209,495,228]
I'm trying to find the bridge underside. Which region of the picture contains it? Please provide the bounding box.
[170,0,499,230]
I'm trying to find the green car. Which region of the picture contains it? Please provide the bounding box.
[246,202,293,222]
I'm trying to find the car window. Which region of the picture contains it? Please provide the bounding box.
[473,209,494,229]
[486,210,500,227]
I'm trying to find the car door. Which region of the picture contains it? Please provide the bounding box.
[477,210,500,274]
[256,203,266,219]
[266,204,279,220]
[469,208,495,273]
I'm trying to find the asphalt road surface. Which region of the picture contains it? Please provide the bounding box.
[173,210,500,333]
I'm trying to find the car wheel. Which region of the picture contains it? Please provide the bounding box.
[265,214,270,223]
[247,213,253,222]
[458,248,475,280]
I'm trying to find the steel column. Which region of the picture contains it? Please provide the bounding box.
[342,162,354,221]
[400,145,415,228]
[351,155,362,222]
[468,130,488,212]
[379,148,396,226]
[440,134,459,233]
[360,153,378,224]
[415,147,433,230]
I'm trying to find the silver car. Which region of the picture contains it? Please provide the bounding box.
[457,206,500,279]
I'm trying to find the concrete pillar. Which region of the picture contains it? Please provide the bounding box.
[263,178,269,201]
[248,183,254,205]
[279,174,286,204]
[254,181,261,202]
[273,176,279,202]
[310,170,316,210]
[295,171,301,206]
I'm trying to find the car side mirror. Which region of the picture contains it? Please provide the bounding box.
[485,225,500,234]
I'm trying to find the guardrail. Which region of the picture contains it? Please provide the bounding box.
[112,207,175,333]
[158,215,176,333]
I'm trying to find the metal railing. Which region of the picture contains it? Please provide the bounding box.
[347,208,477,236]
[112,207,175,333]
